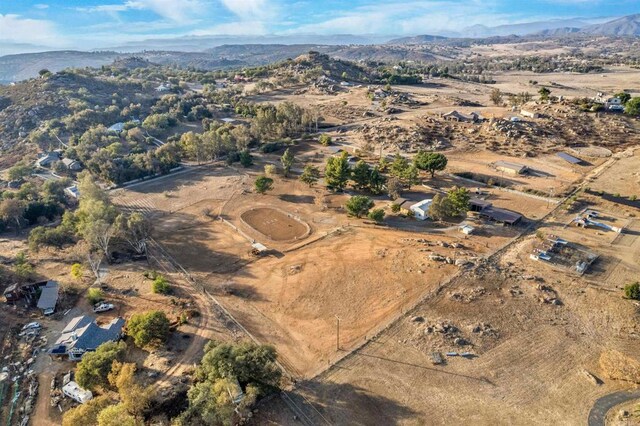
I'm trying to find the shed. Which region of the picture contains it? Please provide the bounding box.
[61,158,82,171]
[480,207,522,225]
[37,280,59,314]
[494,161,528,175]
[520,109,540,119]
[557,152,583,165]
[469,198,492,213]
[409,199,433,221]
[3,284,20,303]
[459,224,475,235]
[220,118,238,124]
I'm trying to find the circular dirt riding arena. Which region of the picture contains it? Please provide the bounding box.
[240,207,310,242]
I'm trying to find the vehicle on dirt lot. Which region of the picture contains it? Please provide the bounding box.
[22,322,41,331]
[93,302,115,313]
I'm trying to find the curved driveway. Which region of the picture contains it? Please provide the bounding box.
[588,390,640,426]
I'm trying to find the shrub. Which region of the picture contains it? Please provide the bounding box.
[71,263,84,280]
[87,288,104,305]
[318,134,332,146]
[127,310,170,348]
[152,275,171,294]
[264,164,277,177]
[624,282,640,300]
[390,203,401,213]
[631,195,638,201]
[368,208,385,222]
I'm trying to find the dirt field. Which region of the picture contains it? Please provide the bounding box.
[588,149,640,199]
[241,207,309,242]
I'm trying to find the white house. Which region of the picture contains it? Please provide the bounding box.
[107,122,125,133]
[410,199,433,221]
[63,381,93,404]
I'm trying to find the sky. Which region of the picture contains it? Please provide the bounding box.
[0,0,638,50]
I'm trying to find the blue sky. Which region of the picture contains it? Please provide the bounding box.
[0,0,637,49]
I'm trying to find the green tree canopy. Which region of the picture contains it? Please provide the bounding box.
[299,164,320,186]
[280,148,295,177]
[177,341,281,425]
[625,98,640,116]
[254,176,274,195]
[446,187,471,216]
[127,310,170,348]
[414,151,448,178]
[76,341,127,391]
[345,195,374,218]
[325,152,350,191]
[62,396,112,426]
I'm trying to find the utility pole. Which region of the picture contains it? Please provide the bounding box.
[335,315,341,351]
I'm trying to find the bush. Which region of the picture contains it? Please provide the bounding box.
[390,203,401,213]
[127,310,170,348]
[368,208,385,222]
[71,263,84,280]
[239,150,253,167]
[152,275,171,294]
[76,341,126,391]
[624,282,640,300]
[87,288,104,305]
[318,134,332,146]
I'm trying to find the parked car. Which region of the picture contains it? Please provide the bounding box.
[93,303,114,313]
[21,322,41,331]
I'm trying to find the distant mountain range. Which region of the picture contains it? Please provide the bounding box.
[389,14,640,43]
[0,14,638,83]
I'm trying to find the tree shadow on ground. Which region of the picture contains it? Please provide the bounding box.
[288,381,420,426]
[279,194,315,204]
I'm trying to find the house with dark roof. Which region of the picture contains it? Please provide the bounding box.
[36,280,59,315]
[34,151,61,168]
[61,158,82,171]
[469,198,522,225]
[49,315,125,361]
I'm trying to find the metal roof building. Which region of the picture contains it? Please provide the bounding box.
[36,280,59,313]
[557,152,583,164]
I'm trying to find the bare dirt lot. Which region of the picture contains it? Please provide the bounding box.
[241,207,309,242]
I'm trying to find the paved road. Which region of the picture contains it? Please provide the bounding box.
[588,389,640,426]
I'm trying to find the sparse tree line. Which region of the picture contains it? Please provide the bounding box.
[63,332,282,426]
[27,173,153,268]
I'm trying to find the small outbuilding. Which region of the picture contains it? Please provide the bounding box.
[61,158,82,171]
[494,161,528,175]
[557,152,583,165]
[3,284,21,303]
[65,185,80,199]
[410,199,433,221]
[459,224,475,235]
[36,280,59,315]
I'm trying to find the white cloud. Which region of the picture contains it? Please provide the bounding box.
[219,0,272,20]
[0,14,66,46]
[287,1,513,35]
[191,20,268,35]
[77,0,204,23]
[34,4,50,9]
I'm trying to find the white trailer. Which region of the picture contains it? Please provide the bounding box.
[63,381,93,404]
